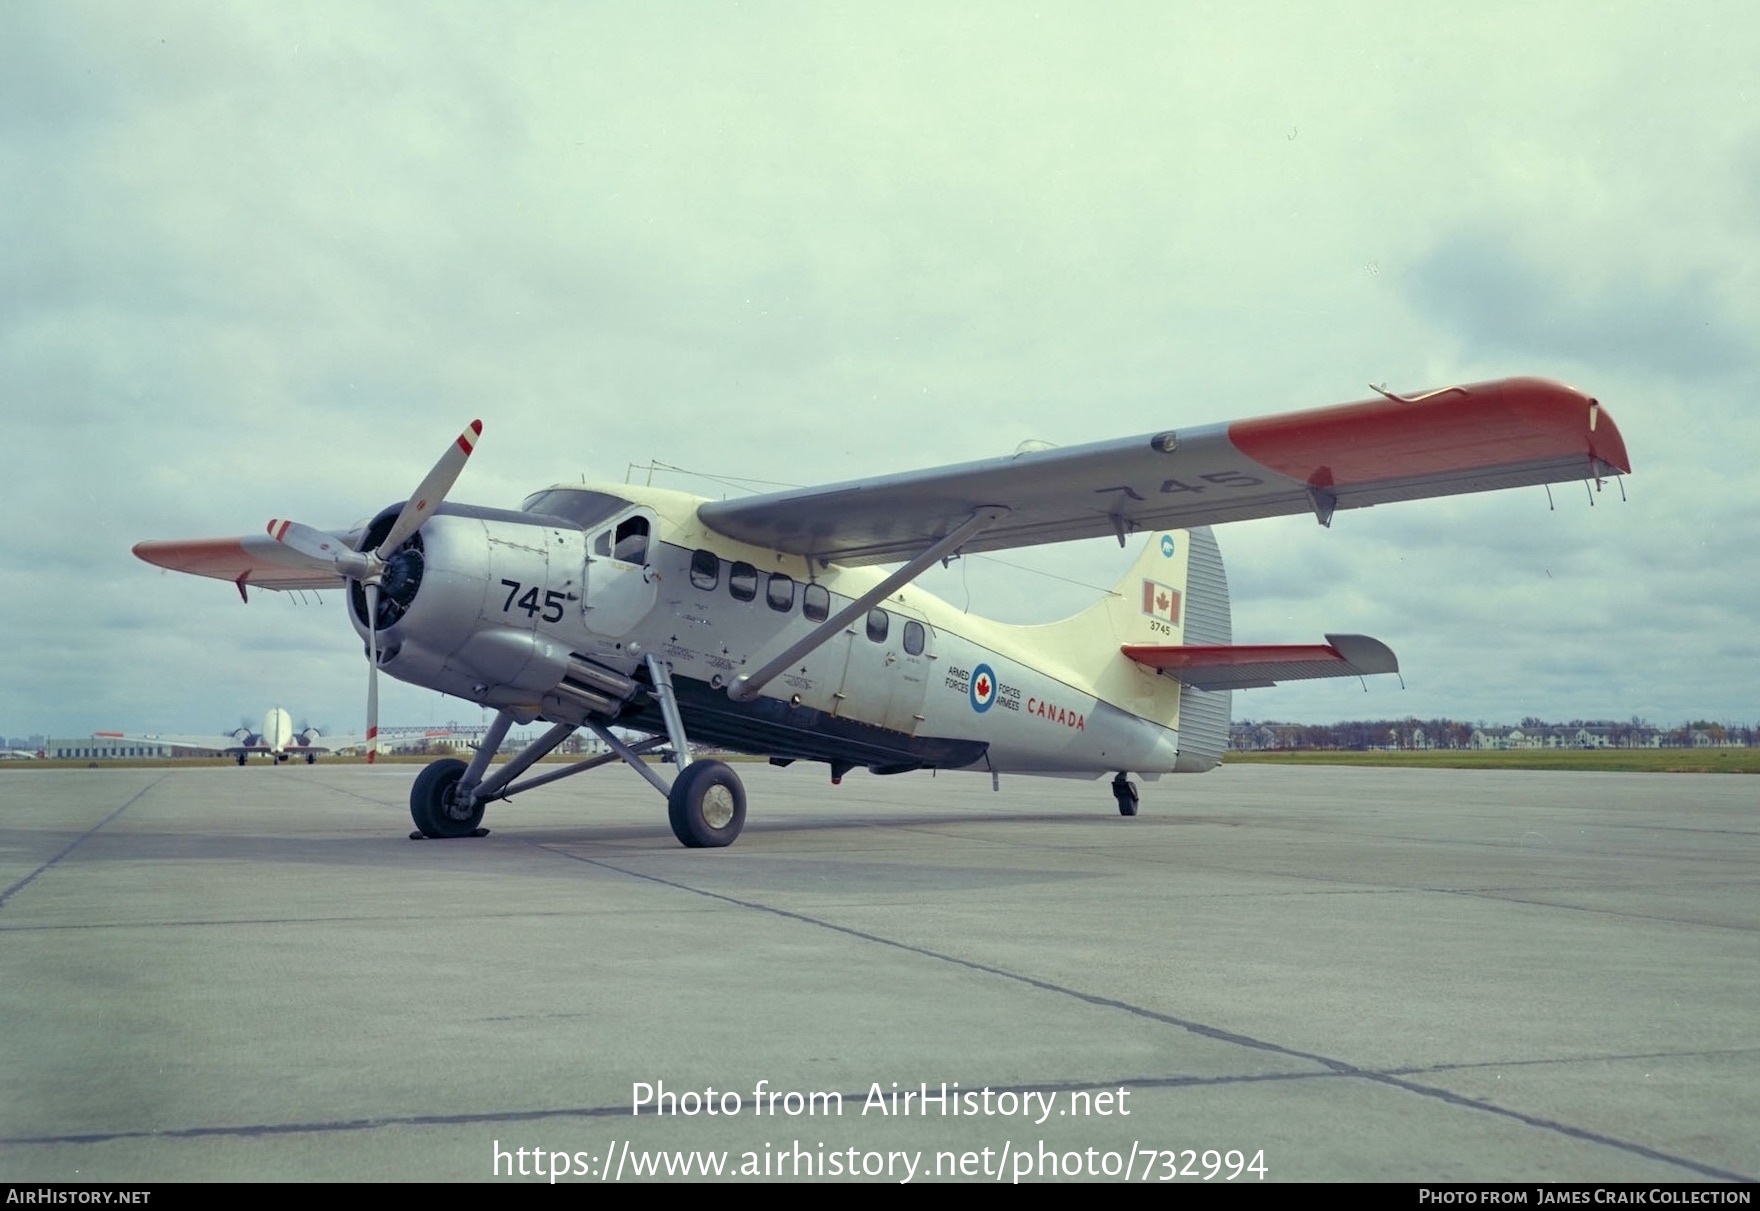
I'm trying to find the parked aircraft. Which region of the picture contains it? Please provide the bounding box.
[96,708,367,764]
[135,377,1628,845]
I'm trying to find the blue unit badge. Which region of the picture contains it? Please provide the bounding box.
[1160,534,1177,558]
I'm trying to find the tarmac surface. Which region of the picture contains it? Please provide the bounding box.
[0,761,1755,1184]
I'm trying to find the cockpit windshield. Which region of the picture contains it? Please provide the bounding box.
[520,489,632,530]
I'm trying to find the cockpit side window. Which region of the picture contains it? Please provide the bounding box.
[611,516,649,564]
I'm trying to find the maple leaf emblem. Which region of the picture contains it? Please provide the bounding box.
[975,675,991,697]
[1156,591,1171,613]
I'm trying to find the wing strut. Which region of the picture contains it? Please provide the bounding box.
[726,506,1010,703]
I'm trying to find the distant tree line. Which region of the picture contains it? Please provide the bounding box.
[1231,717,1756,751]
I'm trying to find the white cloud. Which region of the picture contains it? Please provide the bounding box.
[4,2,1757,739]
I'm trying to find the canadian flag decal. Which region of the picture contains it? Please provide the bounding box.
[1141,579,1181,624]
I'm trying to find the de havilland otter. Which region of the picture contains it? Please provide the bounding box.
[135,377,1629,847]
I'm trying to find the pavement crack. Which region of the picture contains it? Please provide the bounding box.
[0,778,162,911]
[539,845,1755,1183]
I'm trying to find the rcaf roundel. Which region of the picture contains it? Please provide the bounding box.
[969,663,997,712]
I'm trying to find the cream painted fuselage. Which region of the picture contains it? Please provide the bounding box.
[351,481,1221,783]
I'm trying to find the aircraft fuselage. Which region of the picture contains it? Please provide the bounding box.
[353,482,1201,782]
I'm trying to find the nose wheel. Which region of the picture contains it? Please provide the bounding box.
[1112,773,1139,817]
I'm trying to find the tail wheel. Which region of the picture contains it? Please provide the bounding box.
[411,758,484,838]
[1112,775,1139,817]
[667,760,746,848]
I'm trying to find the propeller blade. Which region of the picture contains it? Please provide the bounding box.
[375,420,483,560]
[365,582,380,765]
[266,519,374,578]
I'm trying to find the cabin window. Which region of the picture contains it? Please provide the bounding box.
[866,608,889,643]
[729,561,757,602]
[803,583,830,623]
[903,620,926,656]
[690,549,719,590]
[767,573,795,613]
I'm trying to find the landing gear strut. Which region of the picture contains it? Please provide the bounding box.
[1112,773,1139,817]
[403,655,747,848]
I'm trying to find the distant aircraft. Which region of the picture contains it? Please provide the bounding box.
[135,377,1629,844]
[95,708,369,765]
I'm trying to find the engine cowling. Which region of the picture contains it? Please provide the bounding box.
[347,507,599,713]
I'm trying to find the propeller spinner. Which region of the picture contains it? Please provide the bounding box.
[266,420,482,763]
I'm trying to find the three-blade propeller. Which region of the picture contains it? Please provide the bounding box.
[266,420,482,763]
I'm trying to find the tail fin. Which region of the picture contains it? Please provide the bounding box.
[1164,528,1232,771]
[1015,527,1234,771]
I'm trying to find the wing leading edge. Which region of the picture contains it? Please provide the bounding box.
[1123,634,1399,692]
[698,377,1629,566]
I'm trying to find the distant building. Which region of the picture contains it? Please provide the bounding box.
[47,738,190,760]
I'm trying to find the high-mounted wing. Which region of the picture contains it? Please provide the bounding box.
[133,533,350,596]
[698,377,1629,566]
[1123,634,1398,691]
[92,730,264,756]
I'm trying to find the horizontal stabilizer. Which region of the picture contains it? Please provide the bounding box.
[1122,633,1398,691]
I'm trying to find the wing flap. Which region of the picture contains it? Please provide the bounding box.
[1123,633,1398,691]
[697,377,1628,565]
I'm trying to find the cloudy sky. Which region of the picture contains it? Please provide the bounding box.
[3,2,1755,742]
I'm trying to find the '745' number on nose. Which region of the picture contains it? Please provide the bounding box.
[501,579,566,623]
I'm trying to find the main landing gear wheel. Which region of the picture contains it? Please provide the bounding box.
[1112,774,1139,817]
[410,758,486,839]
[667,760,746,848]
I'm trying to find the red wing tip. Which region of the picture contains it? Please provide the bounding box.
[94,731,124,738]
